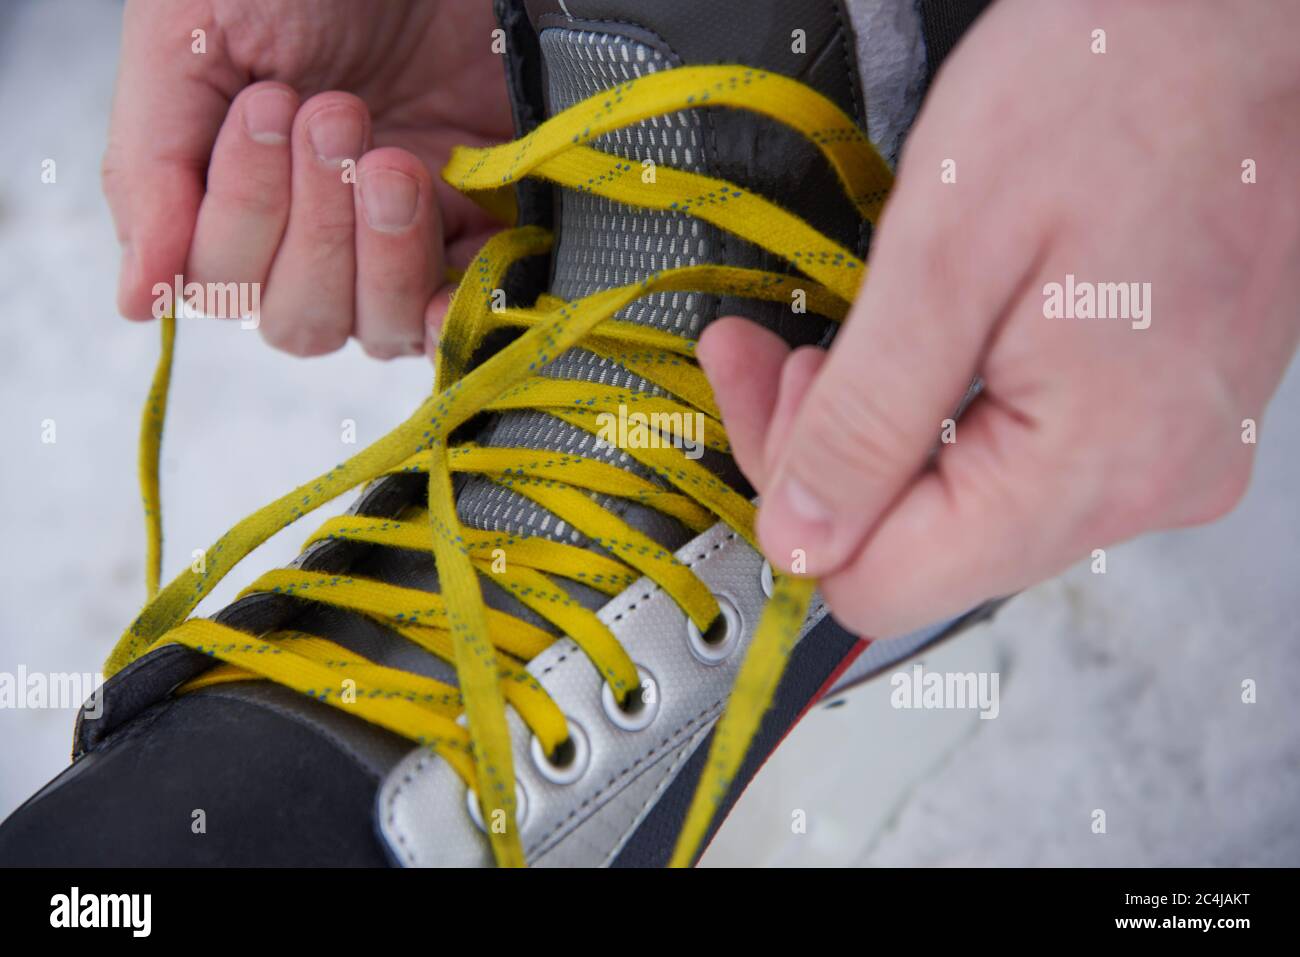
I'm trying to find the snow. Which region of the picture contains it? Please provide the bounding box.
[2,0,1297,865]
[0,0,433,811]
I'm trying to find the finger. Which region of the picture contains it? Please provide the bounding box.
[354,148,439,358]
[755,168,1031,577]
[762,346,828,483]
[697,316,791,489]
[259,93,370,356]
[185,83,297,306]
[424,284,456,347]
[104,1,240,319]
[819,389,1080,639]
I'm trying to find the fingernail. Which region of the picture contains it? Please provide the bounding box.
[242,88,295,144]
[307,106,365,163]
[784,476,833,522]
[360,168,419,231]
[763,476,833,571]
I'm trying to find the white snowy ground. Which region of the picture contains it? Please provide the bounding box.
[1,0,1297,866]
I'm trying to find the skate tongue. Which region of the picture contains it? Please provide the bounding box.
[456,16,856,557]
[452,25,748,556]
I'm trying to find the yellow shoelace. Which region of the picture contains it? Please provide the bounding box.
[108,65,893,867]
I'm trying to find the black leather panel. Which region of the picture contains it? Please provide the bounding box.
[1,689,396,866]
[611,613,861,867]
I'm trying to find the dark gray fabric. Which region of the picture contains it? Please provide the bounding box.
[612,613,861,867]
[1,686,402,866]
[918,0,993,80]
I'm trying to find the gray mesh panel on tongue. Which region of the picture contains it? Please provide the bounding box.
[454,28,723,553]
[541,31,715,336]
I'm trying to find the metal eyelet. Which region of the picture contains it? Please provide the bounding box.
[529,718,591,786]
[465,779,528,834]
[760,559,774,598]
[601,666,660,732]
[687,594,742,665]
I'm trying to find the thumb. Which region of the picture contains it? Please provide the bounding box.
[104,3,238,319]
[756,192,1008,577]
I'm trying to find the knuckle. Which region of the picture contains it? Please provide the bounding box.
[260,318,347,357]
[360,340,410,361]
[1124,370,1255,528]
[364,263,426,302]
[100,151,131,209]
[212,171,290,219]
[1123,464,1182,529]
[303,204,356,239]
[820,585,874,637]
[794,387,911,489]
[820,572,908,640]
[1180,455,1254,526]
[100,154,123,195]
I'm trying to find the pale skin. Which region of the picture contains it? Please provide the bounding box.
[107,0,1300,639]
[105,0,510,357]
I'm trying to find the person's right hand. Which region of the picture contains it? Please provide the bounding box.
[105,0,512,358]
[698,0,1300,640]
